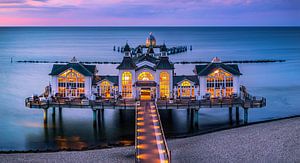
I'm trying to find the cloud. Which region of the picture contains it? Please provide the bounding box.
[0,0,299,26]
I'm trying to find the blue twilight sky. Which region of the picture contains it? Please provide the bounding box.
[0,0,299,26]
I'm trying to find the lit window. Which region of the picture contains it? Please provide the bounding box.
[207,69,233,97]
[138,72,154,81]
[159,72,170,98]
[58,69,85,97]
[179,80,194,97]
[99,81,111,98]
[122,72,132,98]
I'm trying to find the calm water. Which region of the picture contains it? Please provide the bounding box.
[0,27,299,151]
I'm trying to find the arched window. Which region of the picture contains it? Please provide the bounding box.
[122,72,132,98]
[179,80,194,97]
[138,72,154,81]
[206,69,233,97]
[159,72,170,98]
[99,81,111,98]
[58,69,85,97]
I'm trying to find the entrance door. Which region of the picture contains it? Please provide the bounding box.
[140,88,151,100]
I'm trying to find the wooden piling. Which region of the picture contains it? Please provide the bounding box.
[229,107,233,124]
[93,109,97,128]
[52,107,56,117]
[244,108,249,124]
[236,106,240,124]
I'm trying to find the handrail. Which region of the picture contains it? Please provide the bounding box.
[154,102,171,163]
[135,101,139,162]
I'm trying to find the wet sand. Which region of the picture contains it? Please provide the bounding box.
[1,117,299,163]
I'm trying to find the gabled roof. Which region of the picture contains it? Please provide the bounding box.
[195,63,242,76]
[93,75,118,86]
[134,54,158,64]
[173,75,199,86]
[136,65,156,71]
[155,57,174,69]
[117,56,136,69]
[49,62,96,76]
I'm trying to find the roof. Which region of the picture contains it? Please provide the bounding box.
[117,57,136,69]
[155,57,174,69]
[195,63,242,76]
[134,54,158,64]
[147,47,155,54]
[160,44,168,52]
[173,75,199,86]
[135,81,157,87]
[124,43,131,52]
[49,62,96,76]
[136,65,156,71]
[93,75,118,85]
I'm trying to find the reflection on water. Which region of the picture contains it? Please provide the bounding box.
[24,108,244,151]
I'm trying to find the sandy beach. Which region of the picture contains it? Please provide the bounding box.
[1,117,299,163]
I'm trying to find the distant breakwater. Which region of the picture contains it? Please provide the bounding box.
[15,59,286,64]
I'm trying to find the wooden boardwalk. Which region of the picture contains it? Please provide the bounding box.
[135,101,170,163]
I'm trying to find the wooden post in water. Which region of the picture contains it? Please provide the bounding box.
[229,107,233,124]
[59,107,62,115]
[52,107,56,117]
[194,109,199,127]
[43,108,48,124]
[236,106,240,124]
[244,108,249,124]
[93,109,97,128]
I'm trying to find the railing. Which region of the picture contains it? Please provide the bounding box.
[154,102,171,162]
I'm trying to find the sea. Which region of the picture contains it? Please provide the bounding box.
[0,27,299,151]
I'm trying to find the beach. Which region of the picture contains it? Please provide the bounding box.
[1,117,299,163]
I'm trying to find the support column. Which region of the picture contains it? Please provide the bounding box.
[229,107,233,125]
[244,108,249,124]
[43,108,48,124]
[236,106,240,124]
[59,107,62,115]
[52,107,56,117]
[93,109,97,128]
[194,109,199,127]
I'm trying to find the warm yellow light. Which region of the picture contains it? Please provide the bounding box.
[214,70,219,74]
[154,132,161,136]
[137,129,145,132]
[137,136,146,140]
[153,120,159,123]
[137,122,144,126]
[137,117,144,121]
[153,126,160,129]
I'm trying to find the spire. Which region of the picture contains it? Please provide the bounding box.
[123,42,131,57]
[136,47,142,56]
[160,43,168,57]
[70,56,79,63]
[211,57,221,63]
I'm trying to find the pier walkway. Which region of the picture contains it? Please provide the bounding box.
[135,101,170,163]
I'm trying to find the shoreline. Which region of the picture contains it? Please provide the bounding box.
[1,116,299,162]
[0,115,299,154]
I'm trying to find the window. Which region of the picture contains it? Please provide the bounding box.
[58,69,85,97]
[206,69,233,97]
[122,72,132,98]
[179,80,194,97]
[99,81,111,98]
[138,72,154,81]
[159,72,170,98]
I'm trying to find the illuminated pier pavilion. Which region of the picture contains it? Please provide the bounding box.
[25,33,266,163]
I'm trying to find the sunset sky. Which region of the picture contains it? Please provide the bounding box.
[0,0,299,26]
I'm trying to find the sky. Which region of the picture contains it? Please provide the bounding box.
[0,0,299,26]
